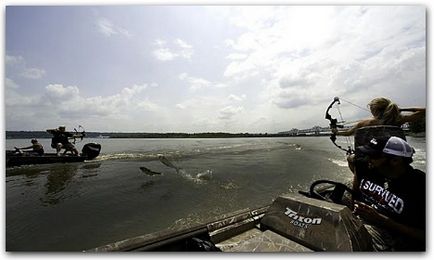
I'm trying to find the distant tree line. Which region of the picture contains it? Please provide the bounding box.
[6,120,425,140]
[6,131,316,139]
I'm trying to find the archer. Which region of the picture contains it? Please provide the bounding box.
[333,97,425,136]
[46,125,84,156]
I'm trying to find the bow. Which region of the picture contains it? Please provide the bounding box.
[72,125,86,144]
[325,97,353,154]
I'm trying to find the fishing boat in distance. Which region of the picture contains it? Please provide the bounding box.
[6,143,102,168]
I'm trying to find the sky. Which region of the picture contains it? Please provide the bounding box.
[4,5,426,133]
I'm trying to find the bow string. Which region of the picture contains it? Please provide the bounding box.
[325,97,354,154]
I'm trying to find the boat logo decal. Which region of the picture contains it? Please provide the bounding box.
[284,207,322,229]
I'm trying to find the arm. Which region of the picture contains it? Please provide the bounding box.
[47,129,57,135]
[334,120,370,136]
[67,132,84,139]
[15,145,33,150]
[399,107,425,112]
[353,201,424,242]
[347,154,356,173]
[399,108,425,124]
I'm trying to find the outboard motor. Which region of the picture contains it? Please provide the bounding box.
[81,143,101,160]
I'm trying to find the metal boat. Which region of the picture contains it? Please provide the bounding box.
[6,143,101,167]
[88,181,370,252]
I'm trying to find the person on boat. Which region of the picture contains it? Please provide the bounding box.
[350,136,425,251]
[333,97,425,136]
[47,125,80,156]
[14,138,44,156]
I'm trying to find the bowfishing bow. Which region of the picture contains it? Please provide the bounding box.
[72,125,86,144]
[325,97,353,154]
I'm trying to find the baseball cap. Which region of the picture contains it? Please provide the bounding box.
[357,136,414,158]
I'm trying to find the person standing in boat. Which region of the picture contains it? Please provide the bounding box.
[14,138,44,156]
[350,136,425,251]
[333,97,425,136]
[47,125,80,156]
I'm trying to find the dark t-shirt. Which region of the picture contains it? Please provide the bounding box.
[51,131,73,147]
[32,143,44,155]
[358,166,426,230]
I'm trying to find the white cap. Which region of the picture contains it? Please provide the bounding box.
[382,136,415,158]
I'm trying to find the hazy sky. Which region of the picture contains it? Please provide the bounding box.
[5,5,426,133]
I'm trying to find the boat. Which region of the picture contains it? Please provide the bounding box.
[6,143,101,168]
[88,181,370,252]
[87,126,411,252]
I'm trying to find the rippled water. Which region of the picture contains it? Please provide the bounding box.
[5,136,426,251]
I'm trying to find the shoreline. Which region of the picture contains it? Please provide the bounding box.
[6,131,426,139]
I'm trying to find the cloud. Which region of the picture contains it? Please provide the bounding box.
[5,78,19,89]
[178,73,228,91]
[221,6,425,115]
[96,17,131,38]
[7,83,155,122]
[176,96,220,110]
[152,38,194,61]
[178,73,211,90]
[153,48,178,61]
[5,55,25,65]
[228,94,246,102]
[20,68,46,79]
[6,55,46,79]
[45,84,80,102]
[218,105,244,120]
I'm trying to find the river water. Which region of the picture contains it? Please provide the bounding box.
[5,136,426,251]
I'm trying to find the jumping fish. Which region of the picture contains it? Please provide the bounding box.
[139,166,161,176]
[196,170,213,180]
[158,155,180,172]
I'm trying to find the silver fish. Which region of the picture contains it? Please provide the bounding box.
[158,155,180,172]
[139,166,161,176]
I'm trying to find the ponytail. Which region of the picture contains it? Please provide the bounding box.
[382,102,401,125]
[368,97,402,126]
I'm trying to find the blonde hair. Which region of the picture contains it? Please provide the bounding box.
[368,97,401,125]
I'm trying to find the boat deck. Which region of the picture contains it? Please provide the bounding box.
[88,193,372,252]
[216,228,312,252]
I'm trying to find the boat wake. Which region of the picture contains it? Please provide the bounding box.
[93,141,302,163]
[158,155,213,183]
[328,158,348,167]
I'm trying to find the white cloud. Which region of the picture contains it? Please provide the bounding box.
[5,55,24,65]
[6,83,155,124]
[175,39,192,49]
[221,6,425,116]
[20,68,46,79]
[152,38,194,61]
[178,73,227,91]
[226,53,248,60]
[153,48,178,61]
[218,105,244,120]
[45,84,80,102]
[176,96,220,110]
[6,55,46,79]
[5,78,19,89]
[97,17,131,38]
[228,94,246,102]
[137,99,160,112]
